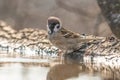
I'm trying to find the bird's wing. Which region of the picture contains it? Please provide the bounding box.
[60,28,80,38]
[60,28,104,42]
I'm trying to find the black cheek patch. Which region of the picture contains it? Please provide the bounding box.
[49,24,55,34]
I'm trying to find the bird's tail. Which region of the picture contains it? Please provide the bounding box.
[78,34,105,43]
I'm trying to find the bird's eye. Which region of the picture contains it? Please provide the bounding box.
[57,25,60,28]
[55,24,60,29]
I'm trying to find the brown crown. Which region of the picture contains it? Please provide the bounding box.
[47,16,61,25]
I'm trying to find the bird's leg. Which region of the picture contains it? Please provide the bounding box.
[58,50,65,64]
[61,50,67,64]
[59,50,70,64]
[62,50,74,64]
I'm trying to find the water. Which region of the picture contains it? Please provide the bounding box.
[0,54,120,80]
[0,63,49,80]
[0,61,119,80]
[47,64,102,80]
[0,63,101,80]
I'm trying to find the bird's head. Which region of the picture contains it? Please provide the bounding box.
[47,16,62,35]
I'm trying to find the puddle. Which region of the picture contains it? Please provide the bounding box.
[0,63,101,80]
[0,56,119,80]
[0,62,119,80]
[0,63,49,80]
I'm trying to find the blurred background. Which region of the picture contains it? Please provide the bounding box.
[0,1,119,80]
[0,0,112,36]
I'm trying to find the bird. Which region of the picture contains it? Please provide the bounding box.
[47,16,103,55]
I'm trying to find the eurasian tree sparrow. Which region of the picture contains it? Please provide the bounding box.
[47,16,103,54]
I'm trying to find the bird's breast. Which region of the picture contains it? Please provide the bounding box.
[48,33,79,51]
[51,38,66,49]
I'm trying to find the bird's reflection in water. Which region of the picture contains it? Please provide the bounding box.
[47,63,120,80]
[47,50,120,80]
[47,63,101,80]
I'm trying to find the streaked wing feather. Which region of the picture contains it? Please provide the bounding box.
[60,28,80,38]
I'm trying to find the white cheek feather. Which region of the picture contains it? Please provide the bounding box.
[54,24,61,32]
